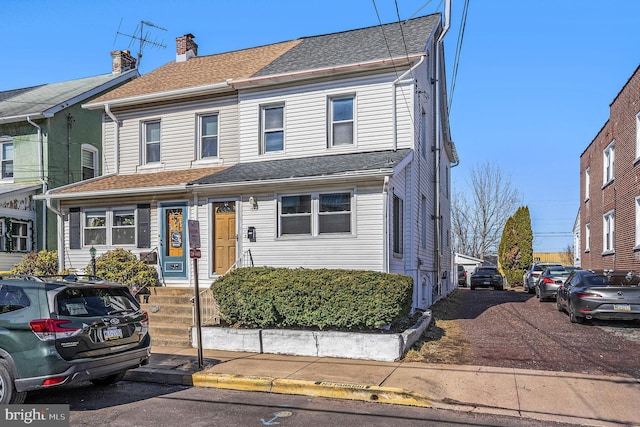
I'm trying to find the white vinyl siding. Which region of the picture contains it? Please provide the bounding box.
[102,96,239,174]
[237,184,383,271]
[238,72,412,162]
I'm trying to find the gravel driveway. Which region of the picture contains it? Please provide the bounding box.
[410,287,640,379]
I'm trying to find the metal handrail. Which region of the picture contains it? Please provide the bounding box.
[191,250,254,326]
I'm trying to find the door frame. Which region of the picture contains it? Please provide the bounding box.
[159,201,189,280]
[209,198,239,277]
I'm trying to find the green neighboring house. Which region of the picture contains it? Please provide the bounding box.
[0,51,139,270]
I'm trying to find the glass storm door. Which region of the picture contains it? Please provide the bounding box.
[160,204,188,279]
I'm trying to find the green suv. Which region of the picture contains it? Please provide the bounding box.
[0,275,151,403]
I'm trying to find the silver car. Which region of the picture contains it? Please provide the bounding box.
[523,262,562,294]
[536,266,571,301]
[556,270,640,323]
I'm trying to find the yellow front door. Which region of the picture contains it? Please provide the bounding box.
[214,203,236,275]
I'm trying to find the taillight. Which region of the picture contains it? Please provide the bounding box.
[140,310,149,325]
[542,277,555,284]
[29,319,82,341]
[575,291,602,298]
[42,377,67,386]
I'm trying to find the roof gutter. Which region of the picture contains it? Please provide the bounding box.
[35,184,190,201]
[231,54,425,89]
[83,81,232,109]
[104,104,119,174]
[392,55,426,151]
[189,169,394,193]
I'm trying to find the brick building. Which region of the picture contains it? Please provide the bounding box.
[580,65,640,271]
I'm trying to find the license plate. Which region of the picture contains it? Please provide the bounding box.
[613,304,631,312]
[103,327,123,340]
[483,281,490,285]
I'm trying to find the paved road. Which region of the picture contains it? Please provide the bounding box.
[26,380,580,427]
[454,287,640,378]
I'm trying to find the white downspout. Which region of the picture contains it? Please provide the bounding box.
[382,176,390,272]
[392,55,426,151]
[26,116,48,250]
[434,0,451,298]
[104,104,119,174]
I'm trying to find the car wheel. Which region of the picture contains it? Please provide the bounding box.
[0,360,26,404]
[90,371,126,387]
[556,299,563,312]
[569,303,584,324]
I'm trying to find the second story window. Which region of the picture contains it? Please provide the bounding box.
[584,167,590,201]
[261,104,284,153]
[199,114,219,159]
[329,96,354,146]
[603,141,615,184]
[584,223,590,252]
[81,144,98,180]
[1,140,14,180]
[143,120,161,164]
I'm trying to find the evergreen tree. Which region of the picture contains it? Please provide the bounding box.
[498,206,533,286]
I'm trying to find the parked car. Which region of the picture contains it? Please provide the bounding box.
[523,262,563,294]
[0,274,151,403]
[470,266,504,291]
[457,265,467,287]
[556,270,640,324]
[536,266,571,301]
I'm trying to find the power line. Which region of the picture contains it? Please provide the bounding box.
[448,0,470,113]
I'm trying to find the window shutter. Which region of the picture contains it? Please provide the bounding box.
[69,208,81,249]
[137,204,151,248]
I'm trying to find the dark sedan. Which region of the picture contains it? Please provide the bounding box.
[470,266,504,291]
[556,269,640,323]
[536,266,571,302]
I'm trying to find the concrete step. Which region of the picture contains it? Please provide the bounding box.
[149,287,196,297]
[150,336,192,348]
[142,302,193,316]
[149,324,191,339]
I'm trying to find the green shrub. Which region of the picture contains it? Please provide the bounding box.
[11,250,58,275]
[88,248,158,288]
[211,267,413,330]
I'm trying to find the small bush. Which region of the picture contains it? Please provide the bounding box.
[88,248,158,288]
[11,250,58,275]
[211,267,413,330]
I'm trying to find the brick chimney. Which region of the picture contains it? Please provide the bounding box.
[111,50,137,74]
[176,33,198,62]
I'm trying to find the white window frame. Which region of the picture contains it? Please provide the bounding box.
[277,191,354,238]
[0,219,32,252]
[83,208,137,247]
[393,194,404,256]
[636,198,640,248]
[636,112,640,161]
[198,113,219,159]
[142,120,161,165]
[328,95,355,147]
[81,144,98,180]
[603,210,615,254]
[0,137,14,181]
[584,167,590,202]
[260,104,284,153]
[584,223,590,252]
[603,141,615,185]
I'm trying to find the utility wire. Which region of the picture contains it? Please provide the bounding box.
[449,0,470,113]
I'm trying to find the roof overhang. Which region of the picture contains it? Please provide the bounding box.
[231,54,426,89]
[0,184,42,198]
[83,80,233,110]
[189,169,395,193]
[0,112,53,125]
[34,184,189,201]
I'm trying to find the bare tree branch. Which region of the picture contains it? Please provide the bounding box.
[452,162,521,260]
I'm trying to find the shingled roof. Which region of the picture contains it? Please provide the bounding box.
[189,149,411,187]
[86,14,440,106]
[0,72,138,123]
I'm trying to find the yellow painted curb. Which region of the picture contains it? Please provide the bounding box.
[192,373,273,392]
[272,379,432,407]
[191,372,431,408]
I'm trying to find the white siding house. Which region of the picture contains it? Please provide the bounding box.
[38,14,458,310]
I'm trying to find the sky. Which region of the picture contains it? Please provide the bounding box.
[2,0,639,253]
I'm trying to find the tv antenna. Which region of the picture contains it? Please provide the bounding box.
[114,19,167,68]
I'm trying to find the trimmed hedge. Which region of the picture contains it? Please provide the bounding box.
[211,267,414,330]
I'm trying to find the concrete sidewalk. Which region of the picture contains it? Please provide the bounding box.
[126,346,640,427]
